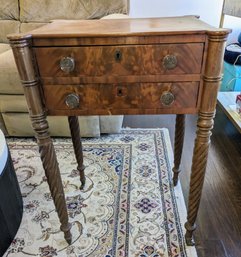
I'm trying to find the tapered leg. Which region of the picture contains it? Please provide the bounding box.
[68,116,85,189]
[172,114,185,186]
[32,114,72,244]
[184,111,214,246]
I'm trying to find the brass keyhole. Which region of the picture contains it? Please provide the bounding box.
[115,50,122,62]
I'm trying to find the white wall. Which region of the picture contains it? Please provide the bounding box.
[129,0,241,43]
[223,15,241,43]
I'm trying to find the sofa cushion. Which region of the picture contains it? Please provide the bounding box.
[20,22,48,34]
[0,0,19,20]
[0,95,27,112]
[0,49,23,94]
[0,20,20,43]
[100,116,123,133]
[2,113,101,137]
[0,44,11,54]
[19,0,128,22]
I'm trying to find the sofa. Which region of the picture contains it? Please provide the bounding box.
[0,0,128,137]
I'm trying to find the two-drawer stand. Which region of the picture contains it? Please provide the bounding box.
[8,16,230,245]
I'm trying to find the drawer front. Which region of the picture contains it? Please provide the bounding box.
[43,82,199,113]
[35,43,204,78]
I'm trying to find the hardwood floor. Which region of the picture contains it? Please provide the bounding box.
[123,105,241,257]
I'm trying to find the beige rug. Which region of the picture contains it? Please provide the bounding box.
[4,129,197,257]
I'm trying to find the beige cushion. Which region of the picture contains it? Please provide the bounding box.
[0,49,23,94]
[100,116,123,133]
[19,0,128,22]
[2,113,101,137]
[20,22,48,33]
[0,0,19,20]
[0,20,20,43]
[0,95,27,112]
[0,43,11,54]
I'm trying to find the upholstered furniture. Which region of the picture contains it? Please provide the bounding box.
[0,0,128,136]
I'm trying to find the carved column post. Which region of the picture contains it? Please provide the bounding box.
[9,35,72,244]
[184,31,230,245]
[68,116,85,189]
[172,114,185,186]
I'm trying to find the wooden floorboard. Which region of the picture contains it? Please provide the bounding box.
[123,105,241,257]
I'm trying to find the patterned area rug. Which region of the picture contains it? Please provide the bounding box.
[4,129,197,257]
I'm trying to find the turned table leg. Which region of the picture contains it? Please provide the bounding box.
[9,37,72,244]
[184,31,228,245]
[172,114,185,186]
[68,116,85,189]
[184,111,214,245]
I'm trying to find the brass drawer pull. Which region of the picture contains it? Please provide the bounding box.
[65,93,79,109]
[60,57,75,73]
[163,55,177,70]
[115,49,122,62]
[160,91,175,106]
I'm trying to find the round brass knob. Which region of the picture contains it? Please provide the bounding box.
[65,93,79,109]
[163,55,177,70]
[160,91,175,106]
[60,57,75,73]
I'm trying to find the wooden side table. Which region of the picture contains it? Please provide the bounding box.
[8,16,230,245]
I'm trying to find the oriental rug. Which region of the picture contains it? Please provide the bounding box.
[4,129,197,257]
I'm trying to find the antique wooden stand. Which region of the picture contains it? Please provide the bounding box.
[9,16,229,245]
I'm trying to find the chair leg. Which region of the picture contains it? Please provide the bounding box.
[172,114,185,186]
[68,116,85,189]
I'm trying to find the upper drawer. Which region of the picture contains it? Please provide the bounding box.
[34,43,204,78]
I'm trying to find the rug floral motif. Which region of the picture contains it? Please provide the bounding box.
[4,129,197,257]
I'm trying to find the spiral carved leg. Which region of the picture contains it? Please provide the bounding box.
[68,116,85,189]
[172,114,185,186]
[185,112,214,246]
[32,114,72,244]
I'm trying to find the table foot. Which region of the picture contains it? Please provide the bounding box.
[61,223,72,244]
[172,167,180,186]
[185,235,195,246]
[79,165,86,190]
[184,222,196,246]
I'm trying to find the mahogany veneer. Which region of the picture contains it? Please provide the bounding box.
[8,16,230,246]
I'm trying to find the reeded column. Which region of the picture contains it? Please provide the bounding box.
[68,116,85,189]
[185,31,230,246]
[9,36,72,244]
[172,114,185,186]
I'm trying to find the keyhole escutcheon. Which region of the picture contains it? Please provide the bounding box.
[115,49,122,62]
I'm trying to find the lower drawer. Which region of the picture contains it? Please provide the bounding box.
[43,82,200,114]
